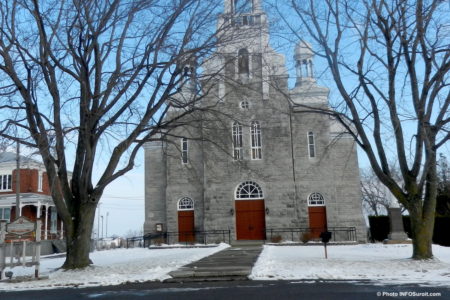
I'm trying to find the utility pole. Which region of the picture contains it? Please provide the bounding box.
[106,212,109,238]
[15,142,21,218]
[97,203,101,242]
[101,215,104,239]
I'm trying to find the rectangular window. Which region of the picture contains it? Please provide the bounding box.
[181,138,188,164]
[0,174,12,191]
[0,207,11,221]
[308,132,316,158]
[38,172,43,192]
[50,207,57,233]
[251,121,262,160]
[232,122,243,160]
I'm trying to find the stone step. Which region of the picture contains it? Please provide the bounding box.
[230,240,264,247]
[165,275,249,283]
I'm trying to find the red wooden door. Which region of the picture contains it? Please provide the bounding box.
[236,200,266,240]
[178,211,195,242]
[308,206,327,238]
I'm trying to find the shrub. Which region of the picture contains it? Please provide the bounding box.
[300,232,312,244]
[270,235,282,243]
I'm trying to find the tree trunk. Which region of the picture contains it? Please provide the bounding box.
[62,202,96,269]
[409,202,435,260]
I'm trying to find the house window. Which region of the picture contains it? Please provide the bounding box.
[181,138,188,164]
[308,131,316,158]
[50,206,57,233]
[0,207,11,221]
[251,121,262,160]
[238,49,250,76]
[0,174,12,191]
[308,193,325,206]
[178,197,194,211]
[38,172,43,192]
[232,122,243,160]
[236,181,264,199]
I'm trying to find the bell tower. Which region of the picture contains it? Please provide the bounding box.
[207,0,286,101]
[295,41,315,86]
[222,0,266,28]
[224,0,263,14]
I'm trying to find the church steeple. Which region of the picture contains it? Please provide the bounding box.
[295,40,315,86]
[221,0,266,28]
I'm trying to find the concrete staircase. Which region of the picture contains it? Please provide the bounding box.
[166,245,262,282]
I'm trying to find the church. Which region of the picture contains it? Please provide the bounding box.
[143,0,366,243]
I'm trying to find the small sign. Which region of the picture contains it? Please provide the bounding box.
[7,217,36,236]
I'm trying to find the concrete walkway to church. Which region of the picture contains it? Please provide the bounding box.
[166,245,262,282]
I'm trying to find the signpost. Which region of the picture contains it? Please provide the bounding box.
[0,217,41,280]
[6,217,35,239]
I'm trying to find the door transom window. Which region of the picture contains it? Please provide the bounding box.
[236,181,263,199]
[178,197,194,211]
[308,193,325,206]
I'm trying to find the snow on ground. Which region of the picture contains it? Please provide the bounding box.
[250,244,450,286]
[0,243,229,291]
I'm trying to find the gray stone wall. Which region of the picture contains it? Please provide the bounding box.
[143,142,167,234]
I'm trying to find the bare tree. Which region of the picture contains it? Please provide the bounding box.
[361,168,391,216]
[276,0,450,259]
[0,0,224,269]
[361,167,407,216]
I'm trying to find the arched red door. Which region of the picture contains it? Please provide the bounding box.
[235,199,266,240]
[308,193,327,238]
[235,181,266,240]
[308,206,327,238]
[178,211,195,242]
[177,197,195,243]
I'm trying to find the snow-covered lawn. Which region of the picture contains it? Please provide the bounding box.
[0,243,229,291]
[250,244,450,286]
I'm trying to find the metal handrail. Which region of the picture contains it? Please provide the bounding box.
[265,227,357,243]
[126,230,231,248]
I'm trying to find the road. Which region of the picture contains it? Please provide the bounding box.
[1,280,448,300]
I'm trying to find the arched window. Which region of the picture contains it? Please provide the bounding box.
[303,60,308,77]
[307,131,315,158]
[308,193,325,206]
[232,122,243,160]
[251,121,262,160]
[309,60,314,78]
[234,0,253,14]
[236,181,264,199]
[178,197,194,211]
[238,49,250,75]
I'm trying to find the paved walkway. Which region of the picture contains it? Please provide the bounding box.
[166,246,262,282]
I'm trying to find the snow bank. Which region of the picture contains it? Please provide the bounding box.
[250,244,450,286]
[0,243,229,290]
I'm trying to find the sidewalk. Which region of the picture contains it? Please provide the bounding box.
[167,246,262,282]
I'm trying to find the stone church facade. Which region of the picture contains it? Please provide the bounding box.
[144,0,366,242]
